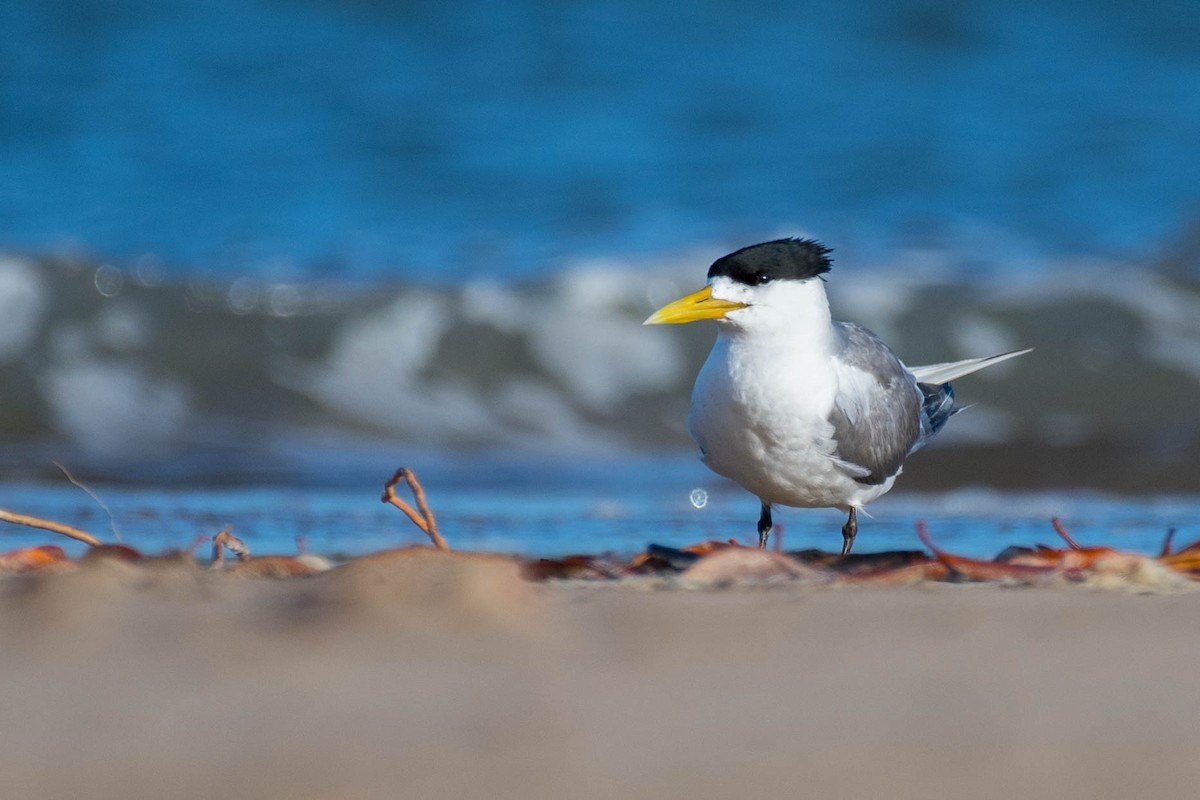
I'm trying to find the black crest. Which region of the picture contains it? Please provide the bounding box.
[707,238,833,286]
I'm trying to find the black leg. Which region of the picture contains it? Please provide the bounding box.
[841,508,858,555]
[757,502,772,549]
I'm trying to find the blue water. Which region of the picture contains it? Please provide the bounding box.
[4,1,1200,554]
[2,454,1196,559]
[3,0,1199,279]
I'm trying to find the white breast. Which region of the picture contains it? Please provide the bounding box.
[686,279,896,511]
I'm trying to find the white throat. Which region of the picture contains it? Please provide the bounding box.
[711,276,834,350]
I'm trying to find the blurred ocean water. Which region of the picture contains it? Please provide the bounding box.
[2,0,1199,277]
[2,0,1200,518]
[2,254,1200,488]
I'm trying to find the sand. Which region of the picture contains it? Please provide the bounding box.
[2,551,1199,800]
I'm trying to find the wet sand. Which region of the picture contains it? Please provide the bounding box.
[3,551,1199,800]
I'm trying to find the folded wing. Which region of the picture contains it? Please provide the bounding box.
[828,324,923,486]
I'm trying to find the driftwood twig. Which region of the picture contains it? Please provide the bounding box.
[0,508,102,547]
[1051,517,1082,550]
[55,461,122,542]
[210,527,251,567]
[381,467,449,550]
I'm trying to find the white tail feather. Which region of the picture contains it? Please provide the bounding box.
[909,348,1033,385]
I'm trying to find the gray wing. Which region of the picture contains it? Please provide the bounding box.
[826,323,923,485]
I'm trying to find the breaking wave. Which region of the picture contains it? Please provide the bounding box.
[3,241,1200,475]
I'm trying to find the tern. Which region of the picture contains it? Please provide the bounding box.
[645,238,1030,554]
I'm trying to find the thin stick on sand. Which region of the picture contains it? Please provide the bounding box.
[0,509,103,547]
[54,461,123,542]
[1051,517,1082,550]
[1160,528,1176,559]
[381,467,449,550]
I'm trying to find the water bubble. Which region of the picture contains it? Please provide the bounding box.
[134,254,163,286]
[227,278,259,314]
[94,265,124,297]
[689,488,708,509]
[268,284,302,317]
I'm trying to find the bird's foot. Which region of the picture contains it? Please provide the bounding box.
[841,508,858,555]
[756,502,773,550]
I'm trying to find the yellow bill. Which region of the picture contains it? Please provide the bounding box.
[643,285,748,325]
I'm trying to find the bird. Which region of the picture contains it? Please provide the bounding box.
[644,238,1030,554]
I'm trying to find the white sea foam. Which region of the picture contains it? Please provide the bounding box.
[40,360,192,454]
[290,292,503,440]
[489,379,611,450]
[0,257,47,363]
[95,301,153,351]
[950,317,1022,377]
[529,264,684,410]
[8,242,1200,461]
[459,280,526,333]
[285,258,701,447]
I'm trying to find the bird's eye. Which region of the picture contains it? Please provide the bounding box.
[754,272,772,285]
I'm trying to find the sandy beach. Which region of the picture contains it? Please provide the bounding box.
[3,550,1199,800]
